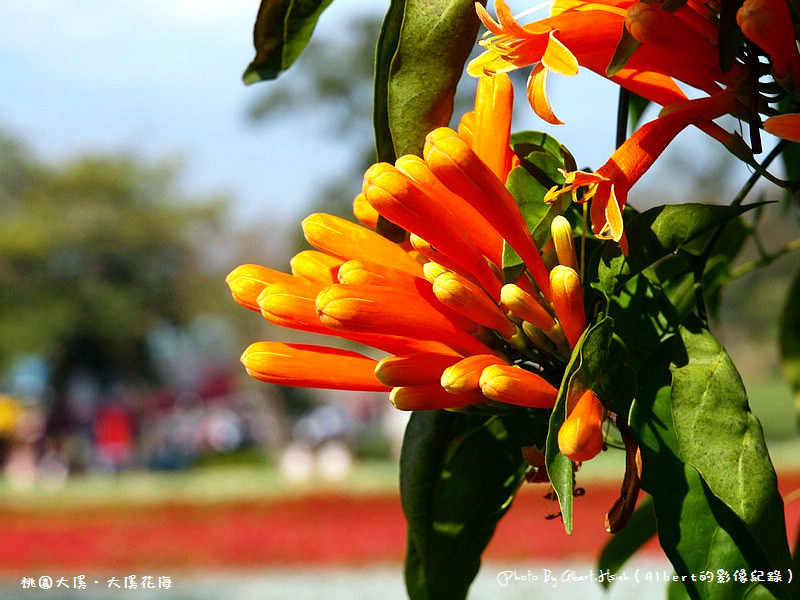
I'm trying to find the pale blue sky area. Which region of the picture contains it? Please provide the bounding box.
[1,1,763,228]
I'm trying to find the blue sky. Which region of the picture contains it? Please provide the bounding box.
[1,1,758,228]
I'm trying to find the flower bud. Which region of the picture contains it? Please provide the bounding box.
[550,215,578,272]
[226,264,296,312]
[390,384,484,411]
[549,265,586,348]
[375,353,461,387]
[500,283,555,331]
[433,272,516,339]
[241,342,388,392]
[352,193,379,228]
[440,354,506,393]
[479,364,558,408]
[290,250,344,284]
[558,389,604,462]
[302,212,423,276]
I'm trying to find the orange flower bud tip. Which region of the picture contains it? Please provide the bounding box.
[440,354,505,394]
[423,261,449,284]
[551,215,578,271]
[352,193,379,228]
[479,364,558,408]
[389,384,483,411]
[558,390,605,462]
[549,265,586,348]
[433,272,516,339]
[374,352,462,387]
[501,283,555,331]
[226,264,296,312]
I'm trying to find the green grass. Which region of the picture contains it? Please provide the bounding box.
[0,460,401,510]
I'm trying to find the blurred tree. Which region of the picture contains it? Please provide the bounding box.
[0,132,227,439]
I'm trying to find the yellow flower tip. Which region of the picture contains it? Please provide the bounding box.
[226,264,295,312]
[389,384,483,411]
[549,265,586,348]
[500,283,555,331]
[290,250,343,284]
[551,215,578,271]
[352,193,379,229]
[478,364,558,408]
[458,111,475,145]
[422,261,449,284]
[433,272,516,339]
[558,389,605,462]
[520,321,559,356]
[241,342,388,392]
[375,352,462,387]
[440,354,505,394]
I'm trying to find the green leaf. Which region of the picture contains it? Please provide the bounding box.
[381,0,485,157]
[670,322,792,574]
[596,203,763,295]
[606,26,641,77]
[401,410,546,600]
[545,316,614,533]
[597,497,657,588]
[373,0,405,163]
[243,0,335,84]
[779,266,800,428]
[631,341,791,600]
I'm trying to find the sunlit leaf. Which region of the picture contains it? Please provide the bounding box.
[380,0,486,157]
[243,0,336,84]
[632,341,793,599]
[401,409,547,600]
[606,27,640,78]
[596,203,764,295]
[670,322,793,574]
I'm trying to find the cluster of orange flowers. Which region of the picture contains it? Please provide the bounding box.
[229,0,800,467]
[228,73,605,463]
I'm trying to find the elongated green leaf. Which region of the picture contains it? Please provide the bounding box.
[596,202,764,295]
[606,26,641,77]
[374,0,405,163]
[671,323,793,574]
[401,410,546,600]
[545,317,614,533]
[243,0,335,83]
[382,0,485,157]
[597,498,657,588]
[779,266,800,428]
[631,342,791,600]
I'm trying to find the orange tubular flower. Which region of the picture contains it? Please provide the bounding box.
[550,266,586,348]
[302,213,423,277]
[363,162,503,300]
[558,389,605,462]
[316,284,495,357]
[469,0,737,130]
[424,127,552,299]
[241,342,389,392]
[441,354,508,394]
[390,385,485,411]
[546,90,740,242]
[290,250,344,284]
[764,114,800,143]
[375,353,462,387]
[226,264,297,312]
[479,364,558,408]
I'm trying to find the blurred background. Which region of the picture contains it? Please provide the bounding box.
[0,1,798,598]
